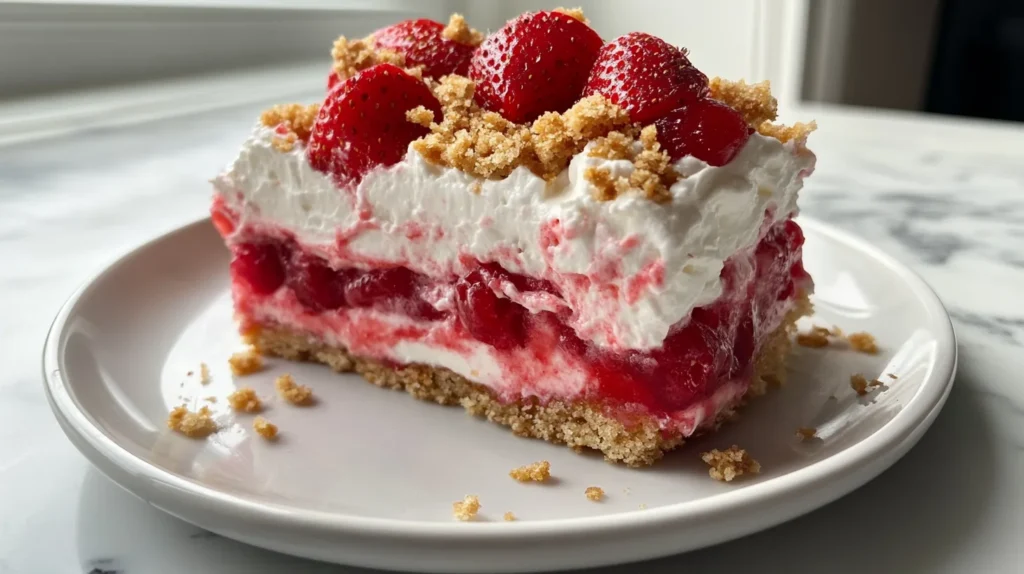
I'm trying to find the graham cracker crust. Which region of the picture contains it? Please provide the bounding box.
[243,292,811,467]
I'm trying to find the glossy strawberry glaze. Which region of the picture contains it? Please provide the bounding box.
[220,204,810,434]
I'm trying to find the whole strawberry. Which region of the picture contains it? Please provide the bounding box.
[469,11,603,123]
[654,99,751,166]
[373,18,476,79]
[584,32,708,124]
[307,64,442,185]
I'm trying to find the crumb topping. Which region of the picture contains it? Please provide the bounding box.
[405,105,435,128]
[796,326,831,348]
[228,350,263,376]
[167,405,217,438]
[584,486,605,501]
[260,103,320,152]
[701,446,760,482]
[847,332,879,354]
[709,78,778,127]
[253,416,278,440]
[503,511,516,521]
[442,13,483,46]
[227,387,263,413]
[796,427,817,440]
[452,495,481,521]
[553,7,588,23]
[199,362,211,384]
[758,121,817,144]
[509,461,551,482]
[850,373,869,396]
[412,80,634,183]
[275,373,313,405]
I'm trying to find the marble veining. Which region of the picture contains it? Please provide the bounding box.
[2,97,1024,573]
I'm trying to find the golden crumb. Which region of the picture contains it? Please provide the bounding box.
[587,130,634,160]
[442,13,483,46]
[275,373,313,405]
[253,416,278,440]
[887,373,899,380]
[503,511,516,522]
[509,461,551,482]
[796,326,831,348]
[199,362,211,384]
[850,373,869,396]
[413,81,635,183]
[869,378,885,388]
[204,396,217,403]
[331,36,397,82]
[582,124,676,202]
[228,350,263,376]
[584,486,605,501]
[167,405,217,438]
[758,121,817,144]
[830,325,844,337]
[701,446,761,482]
[227,387,263,413]
[405,105,436,128]
[709,78,778,127]
[260,103,320,152]
[847,332,879,354]
[452,495,481,521]
[796,427,817,440]
[554,6,588,23]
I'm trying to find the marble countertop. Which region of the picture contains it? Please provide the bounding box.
[2,88,1023,573]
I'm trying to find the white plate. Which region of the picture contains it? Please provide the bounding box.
[43,216,956,573]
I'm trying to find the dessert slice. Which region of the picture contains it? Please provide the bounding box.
[211,10,816,466]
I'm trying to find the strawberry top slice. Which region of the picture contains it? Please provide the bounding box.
[654,98,751,166]
[373,18,475,79]
[469,11,603,124]
[584,32,709,125]
[307,64,442,185]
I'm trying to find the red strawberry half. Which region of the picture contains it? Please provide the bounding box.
[373,18,475,79]
[307,64,442,185]
[654,98,751,166]
[584,32,708,125]
[468,11,603,123]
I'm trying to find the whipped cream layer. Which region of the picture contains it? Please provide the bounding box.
[214,125,815,351]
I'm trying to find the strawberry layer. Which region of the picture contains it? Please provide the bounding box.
[228,216,809,435]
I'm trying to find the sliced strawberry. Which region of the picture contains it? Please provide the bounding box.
[584,32,708,124]
[468,11,603,123]
[307,64,442,185]
[373,18,475,79]
[654,99,751,166]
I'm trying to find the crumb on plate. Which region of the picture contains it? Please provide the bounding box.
[227,386,263,413]
[167,405,217,438]
[701,446,761,482]
[275,373,314,405]
[199,362,211,384]
[453,495,481,521]
[509,460,551,482]
[228,350,263,376]
[503,511,516,522]
[850,373,870,396]
[253,416,278,440]
[585,486,605,501]
[847,332,879,354]
[796,326,831,348]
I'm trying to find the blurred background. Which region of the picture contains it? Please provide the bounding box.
[2,0,1022,139]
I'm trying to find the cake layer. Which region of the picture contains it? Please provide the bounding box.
[243,290,808,466]
[213,124,815,351]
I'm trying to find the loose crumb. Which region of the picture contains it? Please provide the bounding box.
[253,416,278,440]
[796,326,831,348]
[503,511,516,522]
[199,362,211,384]
[187,370,194,377]
[509,460,551,482]
[850,373,870,396]
[275,373,313,405]
[638,503,647,510]
[584,486,605,501]
[869,378,885,388]
[452,495,481,521]
[203,396,217,403]
[847,332,879,354]
[441,13,483,46]
[167,405,217,438]
[554,6,588,23]
[829,325,844,337]
[887,373,899,380]
[228,350,263,376]
[796,427,817,440]
[227,387,263,413]
[701,446,761,482]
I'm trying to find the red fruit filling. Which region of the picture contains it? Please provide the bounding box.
[468,11,603,123]
[229,219,807,416]
[654,98,752,166]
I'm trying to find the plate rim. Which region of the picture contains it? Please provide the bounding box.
[41,215,958,543]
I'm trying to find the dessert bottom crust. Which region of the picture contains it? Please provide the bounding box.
[244,292,812,467]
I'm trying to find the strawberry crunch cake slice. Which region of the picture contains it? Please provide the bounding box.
[212,10,816,466]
